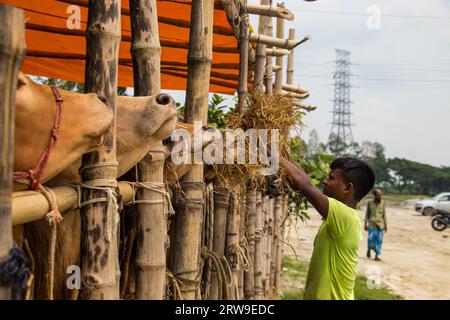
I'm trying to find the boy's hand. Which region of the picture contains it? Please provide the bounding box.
[384,225,388,233]
[364,223,368,231]
[281,156,329,219]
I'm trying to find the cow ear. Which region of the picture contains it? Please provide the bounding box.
[17,72,27,89]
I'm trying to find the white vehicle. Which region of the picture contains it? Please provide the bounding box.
[415,192,450,216]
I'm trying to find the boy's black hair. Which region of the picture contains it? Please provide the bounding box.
[330,157,376,201]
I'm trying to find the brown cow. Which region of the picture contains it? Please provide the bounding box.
[13,72,113,191]
[21,78,178,299]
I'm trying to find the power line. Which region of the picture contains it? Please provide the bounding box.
[295,74,450,83]
[291,8,450,20]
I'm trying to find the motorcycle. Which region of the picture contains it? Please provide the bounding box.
[431,209,450,231]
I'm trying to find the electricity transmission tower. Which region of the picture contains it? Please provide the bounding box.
[328,49,354,155]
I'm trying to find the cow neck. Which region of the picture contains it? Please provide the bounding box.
[13,85,63,190]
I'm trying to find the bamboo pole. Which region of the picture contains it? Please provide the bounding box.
[271,65,282,72]
[268,197,275,298]
[220,0,255,64]
[80,0,121,300]
[266,48,291,57]
[209,185,229,299]
[253,191,263,300]
[243,187,256,300]
[282,83,309,95]
[253,43,266,92]
[237,190,246,300]
[262,195,271,297]
[249,33,309,50]
[261,0,273,94]
[273,196,282,298]
[274,3,285,92]
[270,198,277,297]
[170,0,214,300]
[12,183,134,227]
[130,0,161,94]
[225,192,240,300]
[284,91,310,100]
[237,15,249,114]
[246,4,295,21]
[0,4,25,300]
[129,0,167,300]
[286,28,295,86]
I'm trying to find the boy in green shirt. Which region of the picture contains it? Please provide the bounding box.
[282,157,375,300]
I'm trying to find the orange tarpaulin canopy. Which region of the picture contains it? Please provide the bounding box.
[0,0,240,94]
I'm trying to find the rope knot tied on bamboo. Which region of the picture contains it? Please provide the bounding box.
[129,181,175,216]
[0,245,31,300]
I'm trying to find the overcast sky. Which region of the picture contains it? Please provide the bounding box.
[170,0,450,167]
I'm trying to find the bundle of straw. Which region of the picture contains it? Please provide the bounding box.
[212,91,305,191]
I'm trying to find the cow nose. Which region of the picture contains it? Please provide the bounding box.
[156,93,172,106]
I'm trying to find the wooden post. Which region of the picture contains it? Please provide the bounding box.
[80,0,121,300]
[287,28,295,86]
[237,15,249,114]
[0,4,25,300]
[253,191,263,300]
[243,187,256,299]
[209,185,229,299]
[130,0,161,94]
[225,192,240,300]
[249,33,307,50]
[267,198,275,297]
[171,0,214,300]
[253,43,266,92]
[262,195,270,297]
[274,3,285,92]
[237,190,246,299]
[273,196,283,298]
[246,4,295,20]
[261,0,273,94]
[129,0,167,300]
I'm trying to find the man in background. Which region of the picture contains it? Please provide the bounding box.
[365,188,387,261]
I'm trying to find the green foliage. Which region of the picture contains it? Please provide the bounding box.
[387,157,450,195]
[177,94,232,129]
[288,136,334,222]
[354,276,402,300]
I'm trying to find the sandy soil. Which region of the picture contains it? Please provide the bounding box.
[283,203,450,300]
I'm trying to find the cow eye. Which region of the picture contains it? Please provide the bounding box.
[97,95,108,105]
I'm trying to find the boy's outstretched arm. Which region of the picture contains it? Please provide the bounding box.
[282,157,329,219]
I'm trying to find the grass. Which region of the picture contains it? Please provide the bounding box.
[281,256,402,300]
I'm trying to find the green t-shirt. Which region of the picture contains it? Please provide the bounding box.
[303,197,361,300]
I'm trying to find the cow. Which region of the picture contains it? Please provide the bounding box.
[18,75,178,299]
[13,72,113,192]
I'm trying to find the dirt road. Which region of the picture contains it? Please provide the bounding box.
[283,203,450,300]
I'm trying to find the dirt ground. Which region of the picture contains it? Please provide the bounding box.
[283,202,450,300]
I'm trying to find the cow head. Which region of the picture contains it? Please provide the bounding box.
[115,94,177,176]
[14,72,113,190]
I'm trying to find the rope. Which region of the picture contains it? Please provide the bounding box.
[229,244,252,272]
[78,161,119,176]
[129,181,175,216]
[13,85,63,190]
[173,181,206,209]
[0,244,30,300]
[166,271,184,300]
[201,249,233,300]
[77,177,120,245]
[37,184,63,300]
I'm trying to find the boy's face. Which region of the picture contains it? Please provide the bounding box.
[322,169,350,201]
